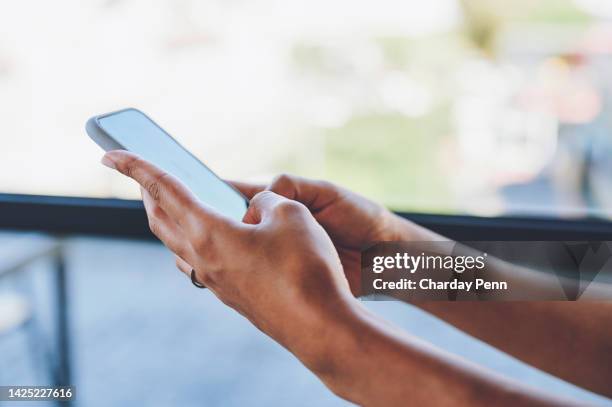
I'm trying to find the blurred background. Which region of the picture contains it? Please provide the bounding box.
[1,0,612,406]
[1,0,612,216]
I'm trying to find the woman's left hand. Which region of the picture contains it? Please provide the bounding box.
[101,150,358,371]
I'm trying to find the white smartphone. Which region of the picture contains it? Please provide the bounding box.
[86,108,248,221]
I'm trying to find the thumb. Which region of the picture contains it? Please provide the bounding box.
[242,190,304,225]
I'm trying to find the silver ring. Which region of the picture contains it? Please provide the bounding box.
[191,269,206,289]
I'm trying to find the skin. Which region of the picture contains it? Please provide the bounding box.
[102,150,610,406]
[229,174,612,397]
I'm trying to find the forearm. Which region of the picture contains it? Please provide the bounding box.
[389,214,612,396]
[418,301,612,397]
[296,299,577,407]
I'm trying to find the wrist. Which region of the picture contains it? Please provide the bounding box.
[380,209,414,241]
[382,210,444,241]
[292,294,370,402]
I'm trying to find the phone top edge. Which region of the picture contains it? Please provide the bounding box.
[96,107,144,121]
[85,116,125,151]
[85,108,250,207]
[85,107,146,151]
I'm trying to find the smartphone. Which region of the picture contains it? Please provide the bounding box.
[86,108,248,221]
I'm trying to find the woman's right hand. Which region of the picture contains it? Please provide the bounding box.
[230,174,428,295]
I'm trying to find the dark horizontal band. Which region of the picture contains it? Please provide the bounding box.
[0,193,611,241]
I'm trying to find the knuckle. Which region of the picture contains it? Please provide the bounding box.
[317,179,336,191]
[144,173,169,201]
[180,196,198,215]
[173,245,188,263]
[270,173,295,190]
[148,219,161,237]
[252,189,273,202]
[249,190,273,210]
[151,205,165,220]
[123,157,142,178]
[275,199,305,217]
[146,181,161,201]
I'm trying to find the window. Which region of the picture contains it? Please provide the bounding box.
[1,0,611,219]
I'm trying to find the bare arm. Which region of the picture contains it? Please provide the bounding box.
[231,175,612,398]
[101,156,586,406]
[390,216,612,397]
[418,301,612,397]
[310,299,580,407]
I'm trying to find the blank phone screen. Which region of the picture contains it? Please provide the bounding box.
[98,109,247,221]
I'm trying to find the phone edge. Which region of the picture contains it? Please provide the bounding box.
[85,108,250,210]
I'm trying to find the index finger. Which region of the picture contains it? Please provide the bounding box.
[267,174,339,211]
[102,150,219,231]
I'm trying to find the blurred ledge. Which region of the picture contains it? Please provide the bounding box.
[0,193,149,239]
[1,193,611,241]
[402,212,612,241]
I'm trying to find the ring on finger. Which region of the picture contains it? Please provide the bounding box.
[190,269,206,289]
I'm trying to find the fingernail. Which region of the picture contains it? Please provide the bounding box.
[101,154,116,170]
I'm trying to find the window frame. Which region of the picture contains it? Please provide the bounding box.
[2,193,611,241]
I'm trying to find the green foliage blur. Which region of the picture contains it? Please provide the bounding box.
[286,0,593,213]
